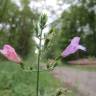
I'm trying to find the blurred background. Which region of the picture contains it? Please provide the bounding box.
[0,0,96,96]
[0,0,96,60]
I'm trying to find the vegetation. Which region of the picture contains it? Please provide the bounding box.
[0,0,96,96]
[0,0,39,58]
[44,0,96,61]
[0,59,76,96]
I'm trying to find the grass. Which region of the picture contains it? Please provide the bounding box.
[0,59,76,96]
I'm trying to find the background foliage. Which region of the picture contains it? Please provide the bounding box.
[0,0,39,58]
[44,0,96,61]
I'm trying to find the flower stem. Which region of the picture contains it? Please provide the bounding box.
[36,30,42,96]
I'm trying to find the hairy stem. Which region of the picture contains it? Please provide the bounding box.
[36,30,42,96]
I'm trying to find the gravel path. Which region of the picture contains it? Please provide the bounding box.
[52,67,96,96]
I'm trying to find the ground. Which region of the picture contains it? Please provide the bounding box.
[52,60,96,96]
[0,60,76,96]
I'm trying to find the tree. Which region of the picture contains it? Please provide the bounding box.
[0,0,39,58]
[44,0,96,61]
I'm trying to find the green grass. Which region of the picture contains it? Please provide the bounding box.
[0,60,76,96]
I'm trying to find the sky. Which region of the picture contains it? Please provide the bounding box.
[13,0,70,53]
[13,0,70,26]
[28,0,70,47]
[29,0,70,24]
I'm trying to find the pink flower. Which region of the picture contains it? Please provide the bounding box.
[61,37,86,57]
[0,44,22,64]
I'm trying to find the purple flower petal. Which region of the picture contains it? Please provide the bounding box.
[71,37,80,45]
[61,36,86,57]
[78,45,86,51]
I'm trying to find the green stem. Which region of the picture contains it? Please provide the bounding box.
[23,69,48,72]
[55,55,61,60]
[36,30,42,96]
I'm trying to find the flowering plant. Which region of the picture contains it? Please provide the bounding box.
[0,14,86,96]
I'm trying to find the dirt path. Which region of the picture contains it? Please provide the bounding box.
[52,66,96,96]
